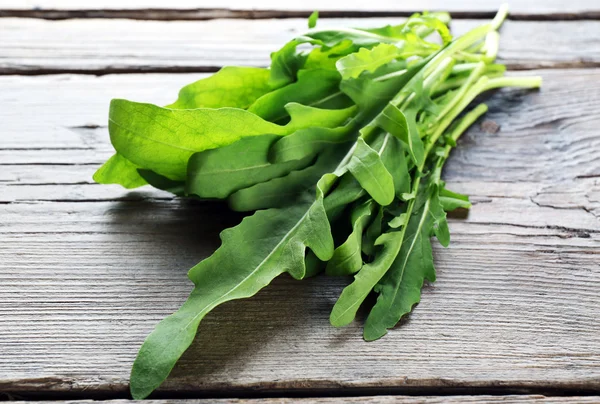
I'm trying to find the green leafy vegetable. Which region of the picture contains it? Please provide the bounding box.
[93,7,542,399]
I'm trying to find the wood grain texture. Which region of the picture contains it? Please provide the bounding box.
[3,69,600,180]
[1,0,598,18]
[8,397,600,403]
[2,18,600,75]
[1,68,600,397]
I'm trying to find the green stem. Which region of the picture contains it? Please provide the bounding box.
[436,61,485,124]
[390,24,492,107]
[484,76,543,90]
[491,4,510,31]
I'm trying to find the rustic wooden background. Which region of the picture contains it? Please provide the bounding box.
[1,1,599,402]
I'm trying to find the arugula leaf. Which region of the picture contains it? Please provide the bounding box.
[228,144,352,212]
[308,11,319,29]
[137,170,185,196]
[326,199,374,276]
[337,44,406,80]
[248,69,350,123]
[186,135,314,199]
[363,175,448,341]
[167,67,272,109]
[376,103,424,166]
[91,9,545,399]
[362,204,384,256]
[106,100,356,182]
[439,186,472,211]
[92,153,147,188]
[130,191,334,400]
[346,138,395,206]
[330,230,403,327]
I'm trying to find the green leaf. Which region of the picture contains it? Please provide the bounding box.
[186,135,313,200]
[330,230,403,327]
[137,169,185,196]
[378,133,411,198]
[340,58,426,111]
[268,124,355,164]
[304,41,356,71]
[306,27,402,50]
[388,213,408,228]
[359,12,451,44]
[93,153,148,188]
[108,100,354,182]
[228,144,351,212]
[268,14,444,89]
[130,193,333,400]
[346,138,395,206]
[167,67,272,110]
[308,11,319,29]
[363,179,449,341]
[362,205,383,256]
[326,199,374,276]
[248,69,349,123]
[336,44,403,80]
[439,186,472,211]
[269,39,310,88]
[376,103,425,167]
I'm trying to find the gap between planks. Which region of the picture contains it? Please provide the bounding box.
[3,8,600,21]
[5,62,600,77]
[3,383,600,401]
[2,398,600,404]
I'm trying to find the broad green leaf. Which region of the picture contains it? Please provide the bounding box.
[304,41,356,71]
[130,193,333,400]
[378,134,411,198]
[336,44,403,80]
[267,14,442,88]
[363,180,448,341]
[269,55,427,167]
[376,103,425,167]
[340,58,426,111]
[346,138,395,206]
[167,67,272,109]
[93,153,148,188]
[186,135,313,199]
[268,124,355,163]
[326,199,374,276]
[330,230,403,327]
[108,100,354,181]
[137,169,185,196]
[228,144,351,212]
[249,69,350,123]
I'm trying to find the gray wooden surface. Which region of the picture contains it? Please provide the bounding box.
[1,0,599,17]
[2,18,600,75]
[7,398,600,404]
[1,1,600,402]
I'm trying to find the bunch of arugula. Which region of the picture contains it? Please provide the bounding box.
[94,7,541,399]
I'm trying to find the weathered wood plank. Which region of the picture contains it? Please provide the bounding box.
[1,67,600,396]
[8,397,600,403]
[3,18,600,75]
[2,69,600,181]
[1,198,599,395]
[1,0,598,18]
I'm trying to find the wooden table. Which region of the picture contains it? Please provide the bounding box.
[1,1,600,402]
